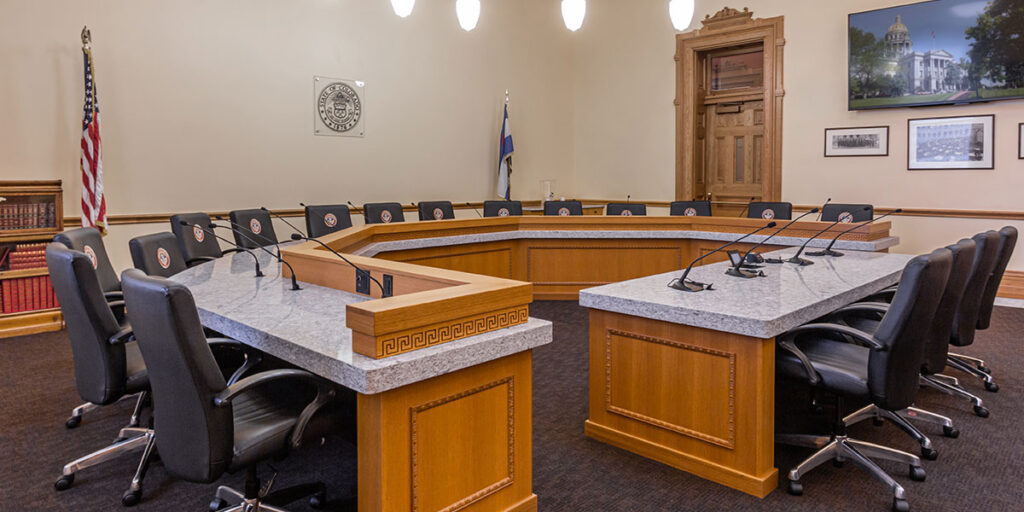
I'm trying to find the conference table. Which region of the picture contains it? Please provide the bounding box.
[172,215,898,510]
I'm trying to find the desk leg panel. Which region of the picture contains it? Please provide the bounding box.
[358,351,536,512]
[585,310,777,498]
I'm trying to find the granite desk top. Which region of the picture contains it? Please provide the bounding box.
[170,247,552,394]
[579,249,915,339]
[353,230,899,257]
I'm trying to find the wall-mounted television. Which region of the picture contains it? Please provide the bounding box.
[848,0,1024,110]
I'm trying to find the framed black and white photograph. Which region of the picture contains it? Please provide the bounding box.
[907,114,994,170]
[824,126,889,157]
[1018,123,1023,159]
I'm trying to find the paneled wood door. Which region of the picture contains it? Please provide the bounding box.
[706,100,766,216]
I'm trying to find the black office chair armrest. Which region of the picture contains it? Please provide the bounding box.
[783,323,884,350]
[833,302,890,316]
[104,291,124,301]
[206,338,263,386]
[108,325,135,345]
[290,380,337,449]
[212,369,321,407]
[776,339,820,386]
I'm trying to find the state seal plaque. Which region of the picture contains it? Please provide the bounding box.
[314,76,366,137]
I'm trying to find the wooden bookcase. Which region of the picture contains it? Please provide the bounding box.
[0,180,64,338]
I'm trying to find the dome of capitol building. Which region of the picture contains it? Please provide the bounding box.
[885,15,912,58]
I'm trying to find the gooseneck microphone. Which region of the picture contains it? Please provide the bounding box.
[730,207,820,274]
[177,221,263,277]
[289,234,389,297]
[260,206,306,238]
[737,197,756,218]
[465,202,483,217]
[209,220,300,290]
[626,195,631,204]
[215,215,282,256]
[347,201,358,210]
[668,221,777,292]
[817,198,832,221]
[808,208,903,257]
[786,206,872,265]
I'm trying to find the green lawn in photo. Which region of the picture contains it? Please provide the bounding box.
[978,87,1024,99]
[850,92,969,109]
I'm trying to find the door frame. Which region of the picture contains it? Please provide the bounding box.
[675,7,785,203]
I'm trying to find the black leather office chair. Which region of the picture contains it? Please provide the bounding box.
[606,203,646,216]
[669,200,712,217]
[47,242,155,504]
[363,202,405,224]
[121,269,339,512]
[418,201,455,221]
[55,227,121,301]
[170,213,224,267]
[822,203,874,223]
[747,201,792,220]
[955,226,1017,378]
[776,248,951,512]
[544,200,583,216]
[304,204,353,238]
[483,200,522,217]
[229,209,279,249]
[837,239,976,458]
[129,233,187,278]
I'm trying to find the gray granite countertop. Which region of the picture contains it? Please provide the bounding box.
[353,230,899,257]
[579,249,914,339]
[170,247,552,394]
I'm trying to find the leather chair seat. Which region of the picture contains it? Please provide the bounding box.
[124,341,150,394]
[229,386,305,471]
[777,336,871,398]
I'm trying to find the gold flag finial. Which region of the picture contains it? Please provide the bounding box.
[81,26,91,47]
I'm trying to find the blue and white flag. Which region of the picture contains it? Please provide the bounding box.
[496,104,514,200]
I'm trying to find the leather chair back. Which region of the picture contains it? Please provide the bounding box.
[418,201,455,221]
[170,213,223,265]
[304,204,353,238]
[121,269,233,484]
[821,204,874,223]
[977,226,1018,330]
[747,202,792,221]
[228,209,278,249]
[544,200,583,216]
[363,202,406,224]
[950,231,1001,347]
[483,200,522,217]
[46,243,128,406]
[920,239,976,375]
[869,248,951,411]
[606,203,647,216]
[54,227,120,295]
[669,201,712,217]
[130,232,187,278]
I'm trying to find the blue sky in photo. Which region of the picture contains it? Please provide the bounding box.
[850,0,993,61]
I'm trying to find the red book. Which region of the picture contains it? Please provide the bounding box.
[31,276,39,311]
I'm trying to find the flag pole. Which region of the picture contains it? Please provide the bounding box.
[505,90,511,199]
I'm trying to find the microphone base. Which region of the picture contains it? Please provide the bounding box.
[805,249,844,257]
[762,257,785,264]
[668,278,711,292]
[725,267,764,279]
[786,257,815,266]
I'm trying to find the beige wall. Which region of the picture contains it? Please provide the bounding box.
[570,0,1024,269]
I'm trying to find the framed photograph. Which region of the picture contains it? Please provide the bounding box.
[907,114,994,170]
[1019,123,1023,159]
[824,126,889,157]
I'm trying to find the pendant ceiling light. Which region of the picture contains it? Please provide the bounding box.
[391,0,415,18]
[456,0,481,31]
[561,0,586,32]
[669,0,695,31]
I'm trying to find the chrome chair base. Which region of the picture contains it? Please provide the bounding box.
[922,374,990,417]
[65,392,148,430]
[947,354,999,392]
[55,428,156,507]
[843,404,952,459]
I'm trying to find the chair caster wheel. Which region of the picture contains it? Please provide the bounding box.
[893,497,911,512]
[943,426,960,438]
[121,489,142,507]
[978,365,991,374]
[209,498,227,511]
[54,474,74,491]
[985,381,999,392]
[309,491,326,509]
[974,405,990,418]
[787,480,803,496]
[920,447,938,461]
[65,416,82,429]
[909,466,926,482]
[872,417,885,427]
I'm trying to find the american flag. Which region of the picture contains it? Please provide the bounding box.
[81,36,107,234]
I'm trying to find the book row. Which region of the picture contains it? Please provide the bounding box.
[0,275,58,315]
[0,202,58,231]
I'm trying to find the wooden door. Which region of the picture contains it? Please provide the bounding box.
[706,100,765,216]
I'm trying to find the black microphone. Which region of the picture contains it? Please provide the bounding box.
[737,196,756,218]
[465,202,483,217]
[177,221,263,277]
[210,220,301,290]
[808,208,903,257]
[289,233,389,297]
[626,195,631,204]
[817,197,832,221]
[786,206,872,265]
[668,221,777,292]
[214,215,281,255]
[347,201,358,210]
[260,206,306,238]
[730,207,820,275]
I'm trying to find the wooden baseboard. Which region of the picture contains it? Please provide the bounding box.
[0,310,63,339]
[998,270,1024,300]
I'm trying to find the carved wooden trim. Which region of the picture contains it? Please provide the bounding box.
[378,306,529,358]
[605,329,736,449]
[410,377,515,512]
[701,7,754,31]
